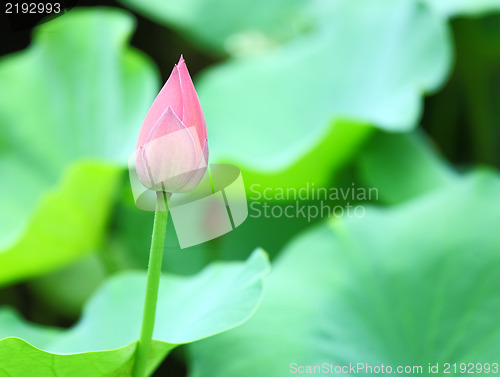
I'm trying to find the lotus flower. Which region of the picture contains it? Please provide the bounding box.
[136,55,208,193]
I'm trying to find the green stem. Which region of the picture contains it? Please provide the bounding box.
[132,191,169,377]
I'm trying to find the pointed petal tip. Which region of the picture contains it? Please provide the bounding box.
[178,54,185,65]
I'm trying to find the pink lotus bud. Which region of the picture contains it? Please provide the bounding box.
[136,55,208,193]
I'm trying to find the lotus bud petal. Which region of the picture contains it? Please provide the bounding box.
[136,55,208,193]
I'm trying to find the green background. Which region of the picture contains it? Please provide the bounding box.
[0,0,499,375]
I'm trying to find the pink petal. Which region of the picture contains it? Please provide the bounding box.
[136,108,197,192]
[137,64,184,148]
[175,139,209,193]
[177,55,207,147]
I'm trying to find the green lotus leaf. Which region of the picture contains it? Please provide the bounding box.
[117,0,309,54]
[356,131,458,204]
[0,8,158,286]
[188,170,500,377]
[424,0,500,17]
[0,249,270,377]
[197,0,450,191]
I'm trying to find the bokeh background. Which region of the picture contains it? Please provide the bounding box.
[0,0,500,375]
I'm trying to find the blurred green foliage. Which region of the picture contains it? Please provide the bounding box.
[119,0,309,54]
